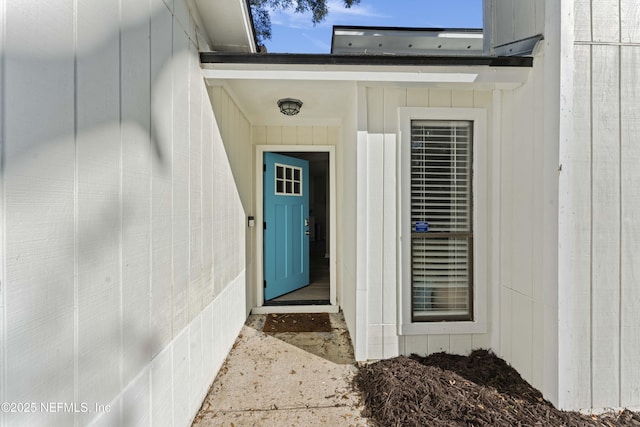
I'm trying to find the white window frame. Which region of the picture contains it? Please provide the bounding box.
[399,107,488,335]
[274,163,304,196]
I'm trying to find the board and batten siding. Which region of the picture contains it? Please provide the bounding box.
[0,1,247,426]
[357,87,499,361]
[484,0,545,53]
[358,79,555,397]
[557,0,640,411]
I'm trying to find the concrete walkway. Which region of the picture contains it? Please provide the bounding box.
[192,313,371,427]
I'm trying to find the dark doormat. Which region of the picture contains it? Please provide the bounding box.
[263,313,332,333]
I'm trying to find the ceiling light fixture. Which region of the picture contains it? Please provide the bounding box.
[277,98,303,116]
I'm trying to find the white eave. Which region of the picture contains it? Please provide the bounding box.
[201,60,531,89]
[195,0,256,52]
[200,54,532,126]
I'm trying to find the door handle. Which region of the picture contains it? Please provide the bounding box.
[305,230,310,235]
[304,218,310,226]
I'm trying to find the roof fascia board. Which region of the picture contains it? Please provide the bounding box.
[201,66,530,88]
[200,52,532,67]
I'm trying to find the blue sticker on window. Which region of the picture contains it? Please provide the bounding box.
[415,222,429,232]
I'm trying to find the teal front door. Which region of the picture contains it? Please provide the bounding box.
[263,152,310,301]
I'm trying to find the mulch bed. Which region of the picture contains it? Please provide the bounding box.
[262,312,332,333]
[354,349,640,427]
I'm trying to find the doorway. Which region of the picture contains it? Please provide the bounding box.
[255,146,337,313]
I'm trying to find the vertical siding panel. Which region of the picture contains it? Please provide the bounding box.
[366,135,384,327]
[499,91,514,294]
[172,23,190,333]
[513,0,535,42]
[591,45,620,409]
[4,0,75,422]
[212,122,226,297]
[312,126,328,145]
[511,81,534,299]
[151,345,173,427]
[121,0,152,386]
[620,46,640,406]
[150,5,174,355]
[621,0,640,43]
[228,100,238,190]
[189,43,203,321]
[327,126,340,145]
[592,0,620,43]
[216,88,229,144]
[76,0,121,421]
[121,370,151,426]
[427,89,452,107]
[472,90,492,109]
[494,0,514,46]
[566,44,593,409]
[500,288,513,361]
[427,335,450,354]
[238,112,252,212]
[366,134,384,359]
[383,88,406,133]
[281,126,297,144]
[0,0,4,417]
[202,91,214,308]
[531,59,545,304]
[265,126,282,144]
[510,292,533,381]
[451,90,473,108]
[172,329,189,427]
[403,336,429,356]
[449,335,473,356]
[574,0,592,42]
[382,134,397,357]
[406,88,428,107]
[173,0,191,41]
[499,90,514,362]
[532,301,544,390]
[252,125,266,145]
[366,87,384,134]
[188,317,204,414]
[534,0,545,36]
[296,126,312,145]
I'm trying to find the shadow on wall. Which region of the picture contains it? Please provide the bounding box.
[2,0,222,425]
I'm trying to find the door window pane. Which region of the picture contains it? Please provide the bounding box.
[274,163,303,196]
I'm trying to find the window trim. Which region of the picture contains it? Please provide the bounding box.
[399,107,488,335]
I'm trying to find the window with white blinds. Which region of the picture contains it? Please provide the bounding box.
[411,120,473,321]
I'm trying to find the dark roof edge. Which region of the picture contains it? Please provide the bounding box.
[200,52,533,67]
[244,0,260,52]
[332,25,483,33]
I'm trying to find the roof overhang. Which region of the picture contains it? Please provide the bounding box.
[200,53,533,126]
[201,53,532,87]
[195,0,256,52]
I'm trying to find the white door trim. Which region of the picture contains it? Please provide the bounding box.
[254,145,338,313]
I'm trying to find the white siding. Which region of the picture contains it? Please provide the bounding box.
[0,1,247,426]
[558,0,640,411]
[359,88,496,361]
[559,0,640,410]
[620,46,640,408]
[487,0,545,49]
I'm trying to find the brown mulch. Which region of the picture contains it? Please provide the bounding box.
[354,349,640,427]
[262,312,332,333]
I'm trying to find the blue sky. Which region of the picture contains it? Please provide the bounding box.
[265,0,483,53]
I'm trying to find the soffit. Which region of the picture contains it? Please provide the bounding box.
[202,55,532,126]
[195,0,256,52]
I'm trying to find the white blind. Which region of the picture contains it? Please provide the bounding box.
[411,120,473,320]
